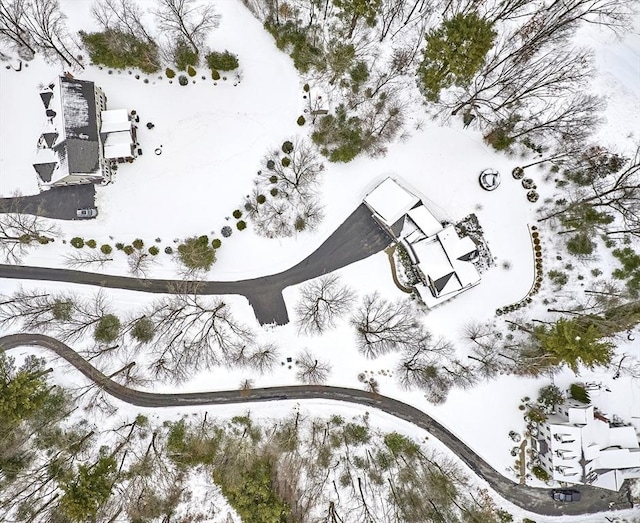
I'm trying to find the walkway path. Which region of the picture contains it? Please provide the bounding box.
[0,204,391,325]
[0,333,633,517]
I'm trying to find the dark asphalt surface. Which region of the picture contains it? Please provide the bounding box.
[0,332,634,518]
[0,184,96,220]
[0,204,391,325]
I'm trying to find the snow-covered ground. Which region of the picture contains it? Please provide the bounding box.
[1,0,640,511]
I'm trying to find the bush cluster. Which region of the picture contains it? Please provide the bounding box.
[80,30,161,73]
[177,235,216,270]
[264,21,321,73]
[205,50,239,71]
[173,40,198,70]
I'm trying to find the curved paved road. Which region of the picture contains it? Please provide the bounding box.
[0,204,390,325]
[1,333,633,517]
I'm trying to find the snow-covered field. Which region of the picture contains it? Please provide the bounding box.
[1,0,640,513]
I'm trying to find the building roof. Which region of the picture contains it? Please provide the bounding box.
[407,204,443,237]
[364,177,420,226]
[59,76,98,142]
[104,131,133,159]
[101,109,131,133]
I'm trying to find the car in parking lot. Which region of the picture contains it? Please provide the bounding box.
[552,489,581,502]
[76,208,98,219]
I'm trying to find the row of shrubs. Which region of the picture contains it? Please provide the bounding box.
[496,227,544,315]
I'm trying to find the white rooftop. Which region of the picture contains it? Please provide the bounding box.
[101,109,130,133]
[364,177,419,226]
[407,205,442,237]
[104,131,133,159]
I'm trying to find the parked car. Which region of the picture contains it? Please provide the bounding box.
[552,489,581,502]
[76,208,98,219]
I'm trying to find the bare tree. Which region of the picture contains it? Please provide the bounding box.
[296,274,355,335]
[0,211,58,263]
[351,293,421,358]
[0,287,75,332]
[246,342,280,374]
[23,0,82,67]
[63,250,113,270]
[153,0,220,54]
[127,249,155,278]
[145,293,254,382]
[0,0,36,56]
[91,0,153,41]
[265,139,324,198]
[295,349,332,384]
[540,144,640,237]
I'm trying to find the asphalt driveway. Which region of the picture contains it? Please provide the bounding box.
[0,184,96,220]
[0,204,391,324]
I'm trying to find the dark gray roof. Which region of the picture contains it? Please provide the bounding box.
[33,162,57,183]
[53,139,100,174]
[40,91,53,108]
[432,272,455,294]
[457,250,477,262]
[42,132,58,148]
[59,77,98,142]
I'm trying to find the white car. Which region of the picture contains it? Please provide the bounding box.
[76,208,98,219]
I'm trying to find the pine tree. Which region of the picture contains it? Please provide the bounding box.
[417,13,496,102]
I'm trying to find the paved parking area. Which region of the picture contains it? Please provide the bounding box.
[0,184,96,220]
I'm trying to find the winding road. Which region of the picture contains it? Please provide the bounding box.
[0,204,391,325]
[0,333,633,517]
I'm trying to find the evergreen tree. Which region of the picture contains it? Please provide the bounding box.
[534,318,614,372]
[417,13,496,102]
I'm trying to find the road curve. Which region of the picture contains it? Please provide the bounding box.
[1,333,633,517]
[0,204,391,325]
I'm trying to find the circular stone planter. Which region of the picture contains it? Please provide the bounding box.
[527,190,539,202]
[479,169,501,191]
[154,148,162,155]
[512,167,525,179]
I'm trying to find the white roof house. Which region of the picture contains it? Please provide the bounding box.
[100,109,131,133]
[364,177,481,307]
[104,131,134,160]
[535,401,640,491]
[364,177,420,227]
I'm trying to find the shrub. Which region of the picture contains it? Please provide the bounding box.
[303,83,310,92]
[532,465,550,482]
[221,226,232,238]
[165,67,176,78]
[212,238,222,249]
[70,237,84,249]
[132,238,144,250]
[211,69,220,81]
[266,159,275,170]
[131,317,155,343]
[270,188,278,196]
[178,75,188,86]
[115,242,124,250]
[177,235,216,270]
[164,246,173,254]
[570,383,590,404]
[123,245,134,255]
[232,209,242,219]
[187,65,196,77]
[591,268,602,277]
[312,104,365,162]
[281,157,291,167]
[86,239,97,248]
[173,39,198,70]
[547,270,568,287]
[94,314,121,343]
[282,141,294,154]
[100,244,112,254]
[256,194,266,204]
[205,50,239,71]
[269,175,278,183]
[567,233,595,256]
[79,30,160,73]
[236,220,247,231]
[297,115,306,126]
[148,246,159,255]
[294,216,306,231]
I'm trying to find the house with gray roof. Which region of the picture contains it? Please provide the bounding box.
[33,74,134,189]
